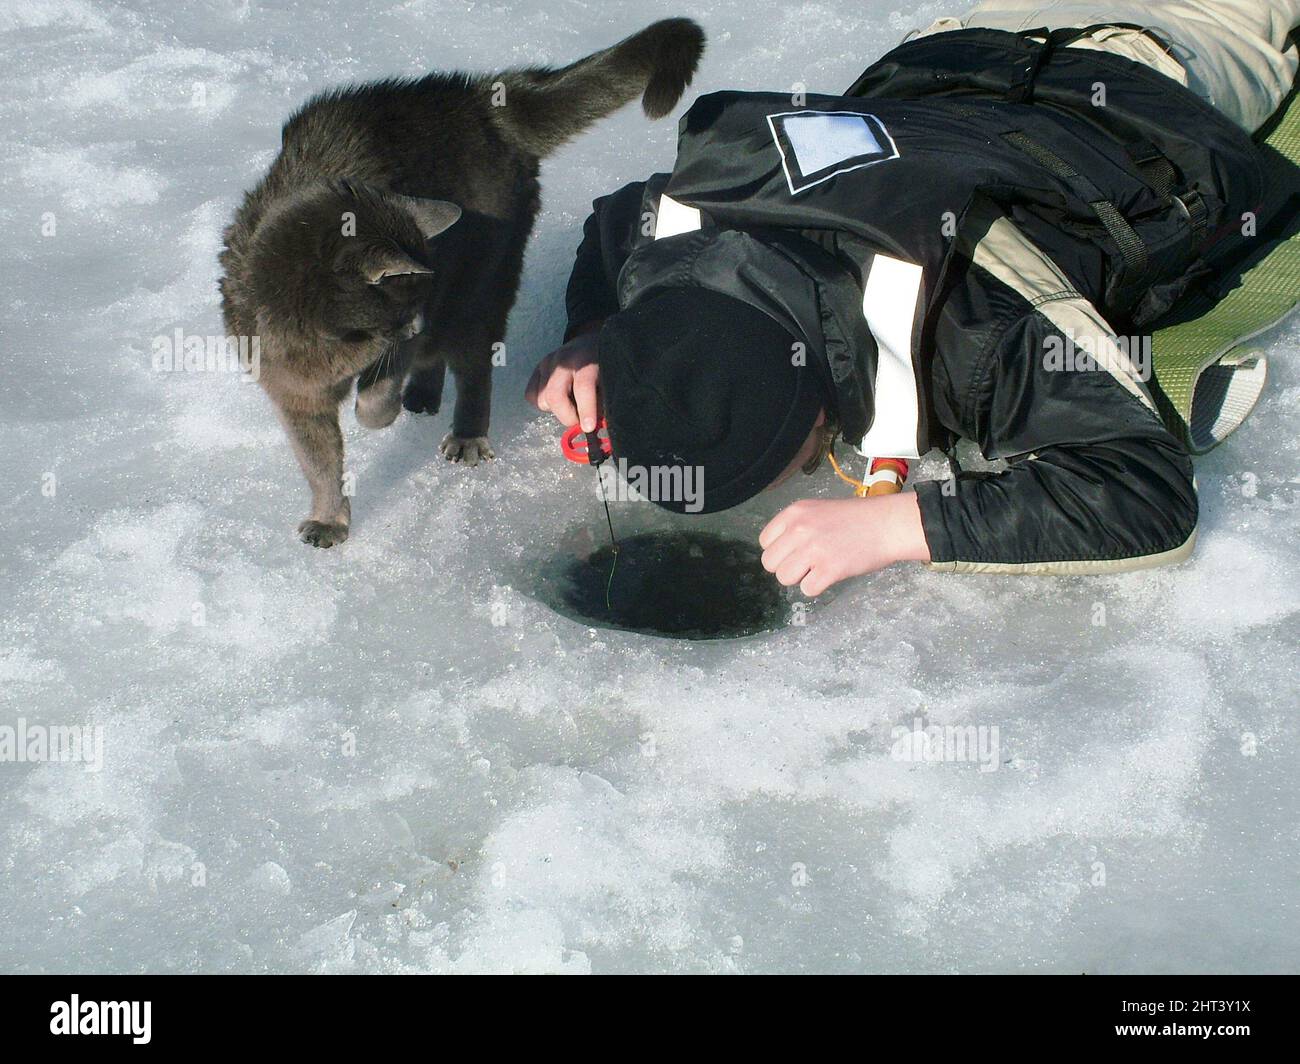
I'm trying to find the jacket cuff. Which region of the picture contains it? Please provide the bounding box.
[563,314,611,344]
[913,479,955,565]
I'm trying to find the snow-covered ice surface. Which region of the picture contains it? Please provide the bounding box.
[2,0,1298,974]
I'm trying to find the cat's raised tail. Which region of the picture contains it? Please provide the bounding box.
[489,18,706,157]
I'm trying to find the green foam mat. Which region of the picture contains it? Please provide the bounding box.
[1149,71,1300,453]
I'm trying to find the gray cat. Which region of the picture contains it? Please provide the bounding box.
[219,19,705,546]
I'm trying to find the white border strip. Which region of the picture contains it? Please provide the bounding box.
[653,194,703,240]
[765,110,901,196]
[856,253,923,459]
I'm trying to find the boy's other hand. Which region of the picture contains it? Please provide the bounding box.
[525,321,603,432]
[759,493,931,596]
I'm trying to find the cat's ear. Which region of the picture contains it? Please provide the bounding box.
[391,194,462,241]
[360,248,434,285]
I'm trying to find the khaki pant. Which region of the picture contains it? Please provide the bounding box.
[918,1,1300,132]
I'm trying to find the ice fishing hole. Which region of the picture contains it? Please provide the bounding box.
[532,529,798,640]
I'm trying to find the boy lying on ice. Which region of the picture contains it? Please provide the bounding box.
[527,1,1300,595]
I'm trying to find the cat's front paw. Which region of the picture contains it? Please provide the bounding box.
[440,434,495,465]
[402,386,442,416]
[297,519,350,548]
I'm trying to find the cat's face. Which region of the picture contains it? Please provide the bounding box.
[248,181,460,378]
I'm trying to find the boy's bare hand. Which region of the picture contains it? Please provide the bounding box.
[759,493,931,596]
[525,322,603,432]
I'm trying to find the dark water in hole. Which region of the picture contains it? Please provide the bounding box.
[533,530,792,640]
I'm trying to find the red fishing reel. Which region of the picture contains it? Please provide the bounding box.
[561,417,612,466]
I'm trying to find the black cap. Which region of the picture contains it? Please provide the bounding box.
[598,286,824,514]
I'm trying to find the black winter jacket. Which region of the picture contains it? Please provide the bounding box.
[563,28,1265,572]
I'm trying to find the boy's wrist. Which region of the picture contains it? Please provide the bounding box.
[879,492,932,564]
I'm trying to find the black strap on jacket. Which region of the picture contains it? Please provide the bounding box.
[943,96,1154,290]
[1008,23,1178,103]
[1125,140,1210,242]
[1007,23,1209,246]
[1006,26,1056,103]
[999,128,1151,284]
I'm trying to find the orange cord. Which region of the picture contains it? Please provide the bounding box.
[827,448,870,497]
